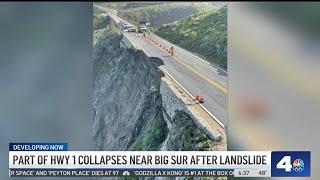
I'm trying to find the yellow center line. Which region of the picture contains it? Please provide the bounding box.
[171,55,228,94]
[143,35,228,94]
[106,9,228,93]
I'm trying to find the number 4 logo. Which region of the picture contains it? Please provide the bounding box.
[272,151,310,177]
[277,156,292,172]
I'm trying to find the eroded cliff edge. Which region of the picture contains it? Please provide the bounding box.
[93,25,219,151]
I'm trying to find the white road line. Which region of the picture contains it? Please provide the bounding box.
[160,67,225,128]
[125,33,151,57]
[113,16,226,129]
[152,33,210,65]
[152,33,228,74]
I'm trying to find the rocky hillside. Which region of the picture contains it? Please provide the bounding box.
[117,3,210,27]
[156,6,227,69]
[93,18,218,151]
[93,26,167,150]
[93,15,109,31]
[93,7,109,31]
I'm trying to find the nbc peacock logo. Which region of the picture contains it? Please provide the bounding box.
[293,159,304,172]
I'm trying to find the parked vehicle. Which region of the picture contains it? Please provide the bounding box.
[139,26,147,33]
[120,23,129,31]
[127,26,136,32]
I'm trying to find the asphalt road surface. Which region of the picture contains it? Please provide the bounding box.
[94,4,227,127]
[126,32,227,127]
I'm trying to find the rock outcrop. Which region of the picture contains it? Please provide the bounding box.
[93,23,219,151]
[93,27,166,150]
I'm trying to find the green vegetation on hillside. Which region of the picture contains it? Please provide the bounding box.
[93,6,109,30]
[93,29,104,45]
[117,3,215,27]
[156,6,227,69]
[132,108,168,151]
[173,111,213,151]
[93,13,109,30]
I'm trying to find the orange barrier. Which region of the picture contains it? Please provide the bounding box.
[144,36,175,55]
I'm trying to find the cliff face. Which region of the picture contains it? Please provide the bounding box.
[93,24,217,151]
[93,27,166,150]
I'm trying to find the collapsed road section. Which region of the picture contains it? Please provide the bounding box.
[93,11,226,151]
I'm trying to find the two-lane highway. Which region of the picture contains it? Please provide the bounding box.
[94,4,227,127]
[126,32,227,127]
[150,33,227,88]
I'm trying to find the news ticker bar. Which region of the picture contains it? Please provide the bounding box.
[9,169,236,177]
[9,143,311,177]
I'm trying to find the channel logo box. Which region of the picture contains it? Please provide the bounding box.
[271,151,311,177]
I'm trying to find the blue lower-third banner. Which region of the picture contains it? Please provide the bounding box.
[8,147,311,177]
